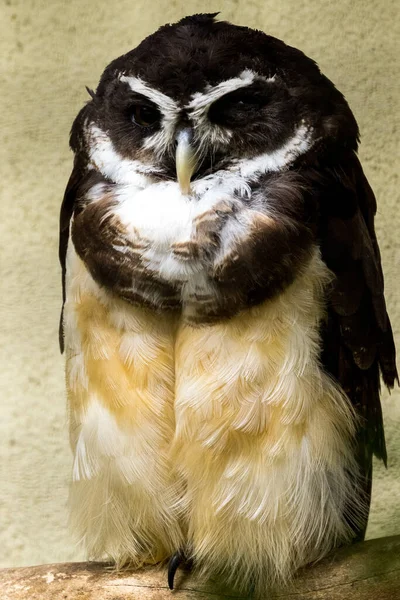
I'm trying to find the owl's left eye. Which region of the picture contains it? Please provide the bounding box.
[131,105,160,127]
[208,87,269,127]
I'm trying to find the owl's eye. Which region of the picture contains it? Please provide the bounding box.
[208,88,269,127]
[131,105,160,127]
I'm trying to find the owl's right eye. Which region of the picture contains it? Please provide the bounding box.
[131,105,160,127]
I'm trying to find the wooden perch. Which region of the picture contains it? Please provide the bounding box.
[1,535,399,600]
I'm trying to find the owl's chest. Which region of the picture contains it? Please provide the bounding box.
[114,181,198,250]
[74,174,253,319]
[110,176,248,283]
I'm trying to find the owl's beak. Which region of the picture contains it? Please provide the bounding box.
[175,129,198,195]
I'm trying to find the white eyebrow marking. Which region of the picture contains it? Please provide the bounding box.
[117,71,278,158]
[187,69,256,115]
[119,75,181,156]
[119,75,180,115]
[186,69,276,116]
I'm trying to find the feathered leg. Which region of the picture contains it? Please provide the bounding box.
[64,244,183,566]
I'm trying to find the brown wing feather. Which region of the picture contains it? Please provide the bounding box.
[58,157,86,352]
[310,152,398,538]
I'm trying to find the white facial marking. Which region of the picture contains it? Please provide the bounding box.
[120,75,181,156]
[186,69,276,152]
[109,71,281,160]
[186,70,257,151]
[186,69,277,117]
[87,124,158,186]
[230,122,316,178]
[88,71,312,192]
[119,75,179,114]
[186,69,257,115]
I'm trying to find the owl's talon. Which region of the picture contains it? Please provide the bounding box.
[168,550,184,590]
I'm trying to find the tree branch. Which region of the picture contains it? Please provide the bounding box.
[1,535,399,599]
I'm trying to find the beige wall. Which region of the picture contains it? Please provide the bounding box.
[0,0,398,567]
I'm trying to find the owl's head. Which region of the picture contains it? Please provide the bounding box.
[71,13,358,193]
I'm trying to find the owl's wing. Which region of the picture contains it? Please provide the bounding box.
[59,158,85,352]
[309,152,398,537]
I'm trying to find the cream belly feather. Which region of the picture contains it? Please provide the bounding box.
[64,244,184,566]
[64,237,360,587]
[173,251,360,591]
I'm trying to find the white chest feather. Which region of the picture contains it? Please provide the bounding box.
[89,170,251,291]
[113,173,250,242]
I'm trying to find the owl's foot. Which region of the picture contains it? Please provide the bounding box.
[167,550,192,590]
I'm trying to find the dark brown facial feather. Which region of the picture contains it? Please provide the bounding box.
[67,14,359,175]
[96,15,320,100]
[207,80,297,155]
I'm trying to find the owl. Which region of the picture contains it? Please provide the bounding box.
[59,13,398,596]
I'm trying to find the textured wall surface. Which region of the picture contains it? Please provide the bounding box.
[0,0,398,568]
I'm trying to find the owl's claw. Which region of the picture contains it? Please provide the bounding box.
[168,550,184,590]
